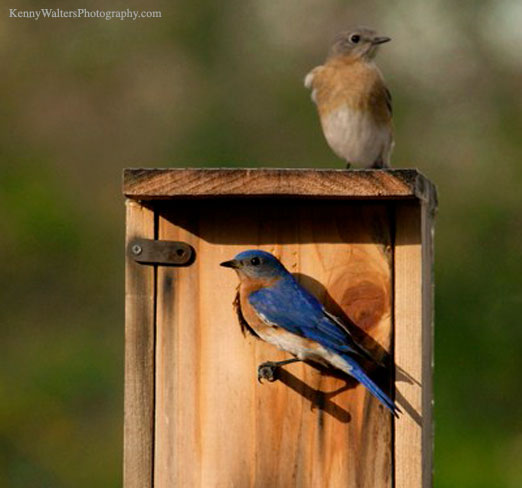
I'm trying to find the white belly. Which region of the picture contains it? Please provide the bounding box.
[321,104,392,167]
[255,326,353,375]
[255,325,312,359]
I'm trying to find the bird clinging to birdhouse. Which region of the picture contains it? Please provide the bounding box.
[221,249,400,416]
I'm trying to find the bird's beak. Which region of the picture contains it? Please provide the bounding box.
[220,259,240,269]
[372,36,391,45]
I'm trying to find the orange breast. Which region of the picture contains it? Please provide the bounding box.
[238,281,327,360]
[313,56,391,125]
[238,276,278,332]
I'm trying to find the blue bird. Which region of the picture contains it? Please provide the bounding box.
[220,249,400,417]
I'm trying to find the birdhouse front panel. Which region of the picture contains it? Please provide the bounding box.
[123,168,436,488]
[153,200,393,487]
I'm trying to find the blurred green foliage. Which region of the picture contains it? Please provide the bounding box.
[1,0,521,486]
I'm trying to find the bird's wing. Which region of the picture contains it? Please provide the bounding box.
[323,308,384,365]
[248,277,364,355]
[384,86,393,116]
[304,66,324,104]
[304,66,319,89]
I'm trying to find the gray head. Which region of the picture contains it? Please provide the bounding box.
[220,250,290,280]
[329,27,390,60]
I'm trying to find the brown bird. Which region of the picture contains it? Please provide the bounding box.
[305,27,394,168]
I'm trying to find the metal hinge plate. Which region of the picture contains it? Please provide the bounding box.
[129,238,194,266]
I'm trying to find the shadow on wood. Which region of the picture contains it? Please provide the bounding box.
[271,367,352,423]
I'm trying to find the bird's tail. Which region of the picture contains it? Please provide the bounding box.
[340,353,400,417]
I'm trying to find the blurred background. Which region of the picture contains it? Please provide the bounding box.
[1,0,521,486]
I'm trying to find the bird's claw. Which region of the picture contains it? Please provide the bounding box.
[257,362,279,383]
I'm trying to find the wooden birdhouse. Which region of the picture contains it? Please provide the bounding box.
[123,168,437,488]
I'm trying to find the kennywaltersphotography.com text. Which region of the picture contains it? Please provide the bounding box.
[8,8,162,21]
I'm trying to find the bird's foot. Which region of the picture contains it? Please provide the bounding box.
[258,362,279,383]
[257,358,301,383]
[369,159,387,169]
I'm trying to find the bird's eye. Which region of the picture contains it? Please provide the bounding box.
[250,257,261,266]
[350,34,361,44]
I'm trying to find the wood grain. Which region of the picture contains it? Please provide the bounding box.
[123,168,435,202]
[394,201,434,488]
[152,199,394,487]
[124,200,156,488]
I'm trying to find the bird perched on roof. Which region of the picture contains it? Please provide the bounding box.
[220,249,399,416]
[304,27,394,168]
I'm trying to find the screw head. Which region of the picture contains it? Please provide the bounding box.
[132,244,142,255]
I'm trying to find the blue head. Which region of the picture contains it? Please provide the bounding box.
[220,250,289,280]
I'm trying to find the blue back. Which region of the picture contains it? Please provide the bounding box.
[248,273,359,353]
